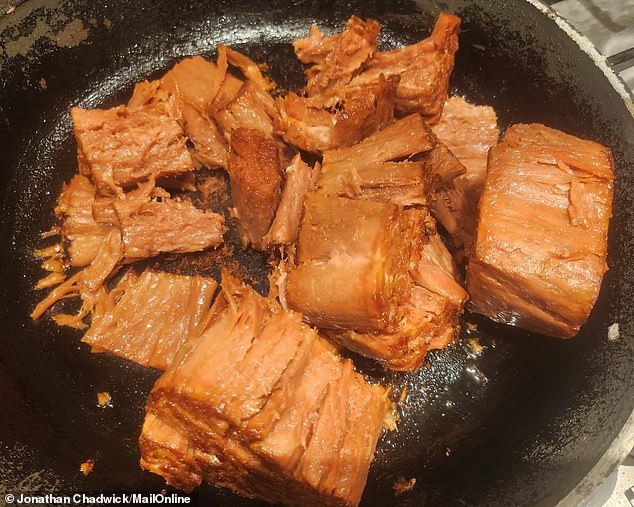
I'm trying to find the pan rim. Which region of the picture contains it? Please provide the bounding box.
[523,1,634,503]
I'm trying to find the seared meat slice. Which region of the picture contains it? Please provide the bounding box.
[55,174,112,267]
[293,16,380,98]
[159,56,237,169]
[285,193,423,331]
[430,97,499,250]
[349,12,460,122]
[467,123,613,338]
[276,74,398,153]
[214,80,281,140]
[228,128,282,250]
[325,222,467,371]
[141,272,390,506]
[83,270,217,370]
[263,155,321,247]
[71,104,194,195]
[318,113,435,206]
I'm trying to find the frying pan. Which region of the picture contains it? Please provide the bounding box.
[1,0,633,505]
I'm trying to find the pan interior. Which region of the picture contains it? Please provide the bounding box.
[0,1,633,506]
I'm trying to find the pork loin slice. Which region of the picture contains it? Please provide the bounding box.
[83,270,218,370]
[141,272,390,507]
[276,74,398,153]
[159,56,240,169]
[71,104,194,195]
[285,193,423,331]
[349,12,460,123]
[228,128,282,250]
[325,224,467,371]
[466,123,613,338]
[294,16,380,98]
[430,97,499,250]
[263,155,321,248]
[55,174,113,267]
[318,113,435,206]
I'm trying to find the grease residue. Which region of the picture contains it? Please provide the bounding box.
[4,17,88,58]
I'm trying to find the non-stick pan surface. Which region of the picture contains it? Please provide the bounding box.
[1,0,633,505]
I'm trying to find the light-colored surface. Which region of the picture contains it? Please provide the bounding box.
[553,0,634,89]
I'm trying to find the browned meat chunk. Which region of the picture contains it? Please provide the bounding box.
[83,270,217,370]
[430,97,499,250]
[140,272,390,507]
[159,56,236,169]
[285,193,423,332]
[294,16,380,98]
[349,12,460,123]
[276,75,398,153]
[325,223,467,371]
[228,128,282,250]
[263,155,321,247]
[318,113,435,206]
[55,174,112,267]
[72,104,194,195]
[466,123,613,338]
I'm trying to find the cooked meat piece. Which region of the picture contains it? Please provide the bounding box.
[72,104,194,195]
[425,142,475,251]
[325,222,467,371]
[466,123,613,338]
[293,16,380,98]
[55,174,112,267]
[318,113,435,206]
[219,44,275,92]
[31,228,124,327]
[83,270,217,370]
[116,199,226,261]
[160,56,236,169]
[139,413,205,492]
[285,193,423,331]
[349,12,460,122]
[214,80,281,140]
[430,97,499,250]
[275,75,398,153]
[228,128,282,250]
[432,96,499,178]
[141,272,390,506]
[263,155,321,247]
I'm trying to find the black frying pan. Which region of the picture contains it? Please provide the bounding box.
[1,0,633,505]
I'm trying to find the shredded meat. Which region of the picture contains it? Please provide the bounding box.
[228,128,282,250]
[263,155,321,248]
[214,79,281,140]
[294,16,380,98]
[83,269,218,370]
[430,97,499,251]
[349,12,460,122]
[55,174,112,267]
[140,272,390,507]
[159,56,235,169]
[318,113,435,206]
[285,193,423,332]
[466,123,613,338]
[72,104,194,195]
[275,74,398,153]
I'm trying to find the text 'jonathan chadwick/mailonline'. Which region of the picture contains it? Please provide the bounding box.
[2,492,197,505]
